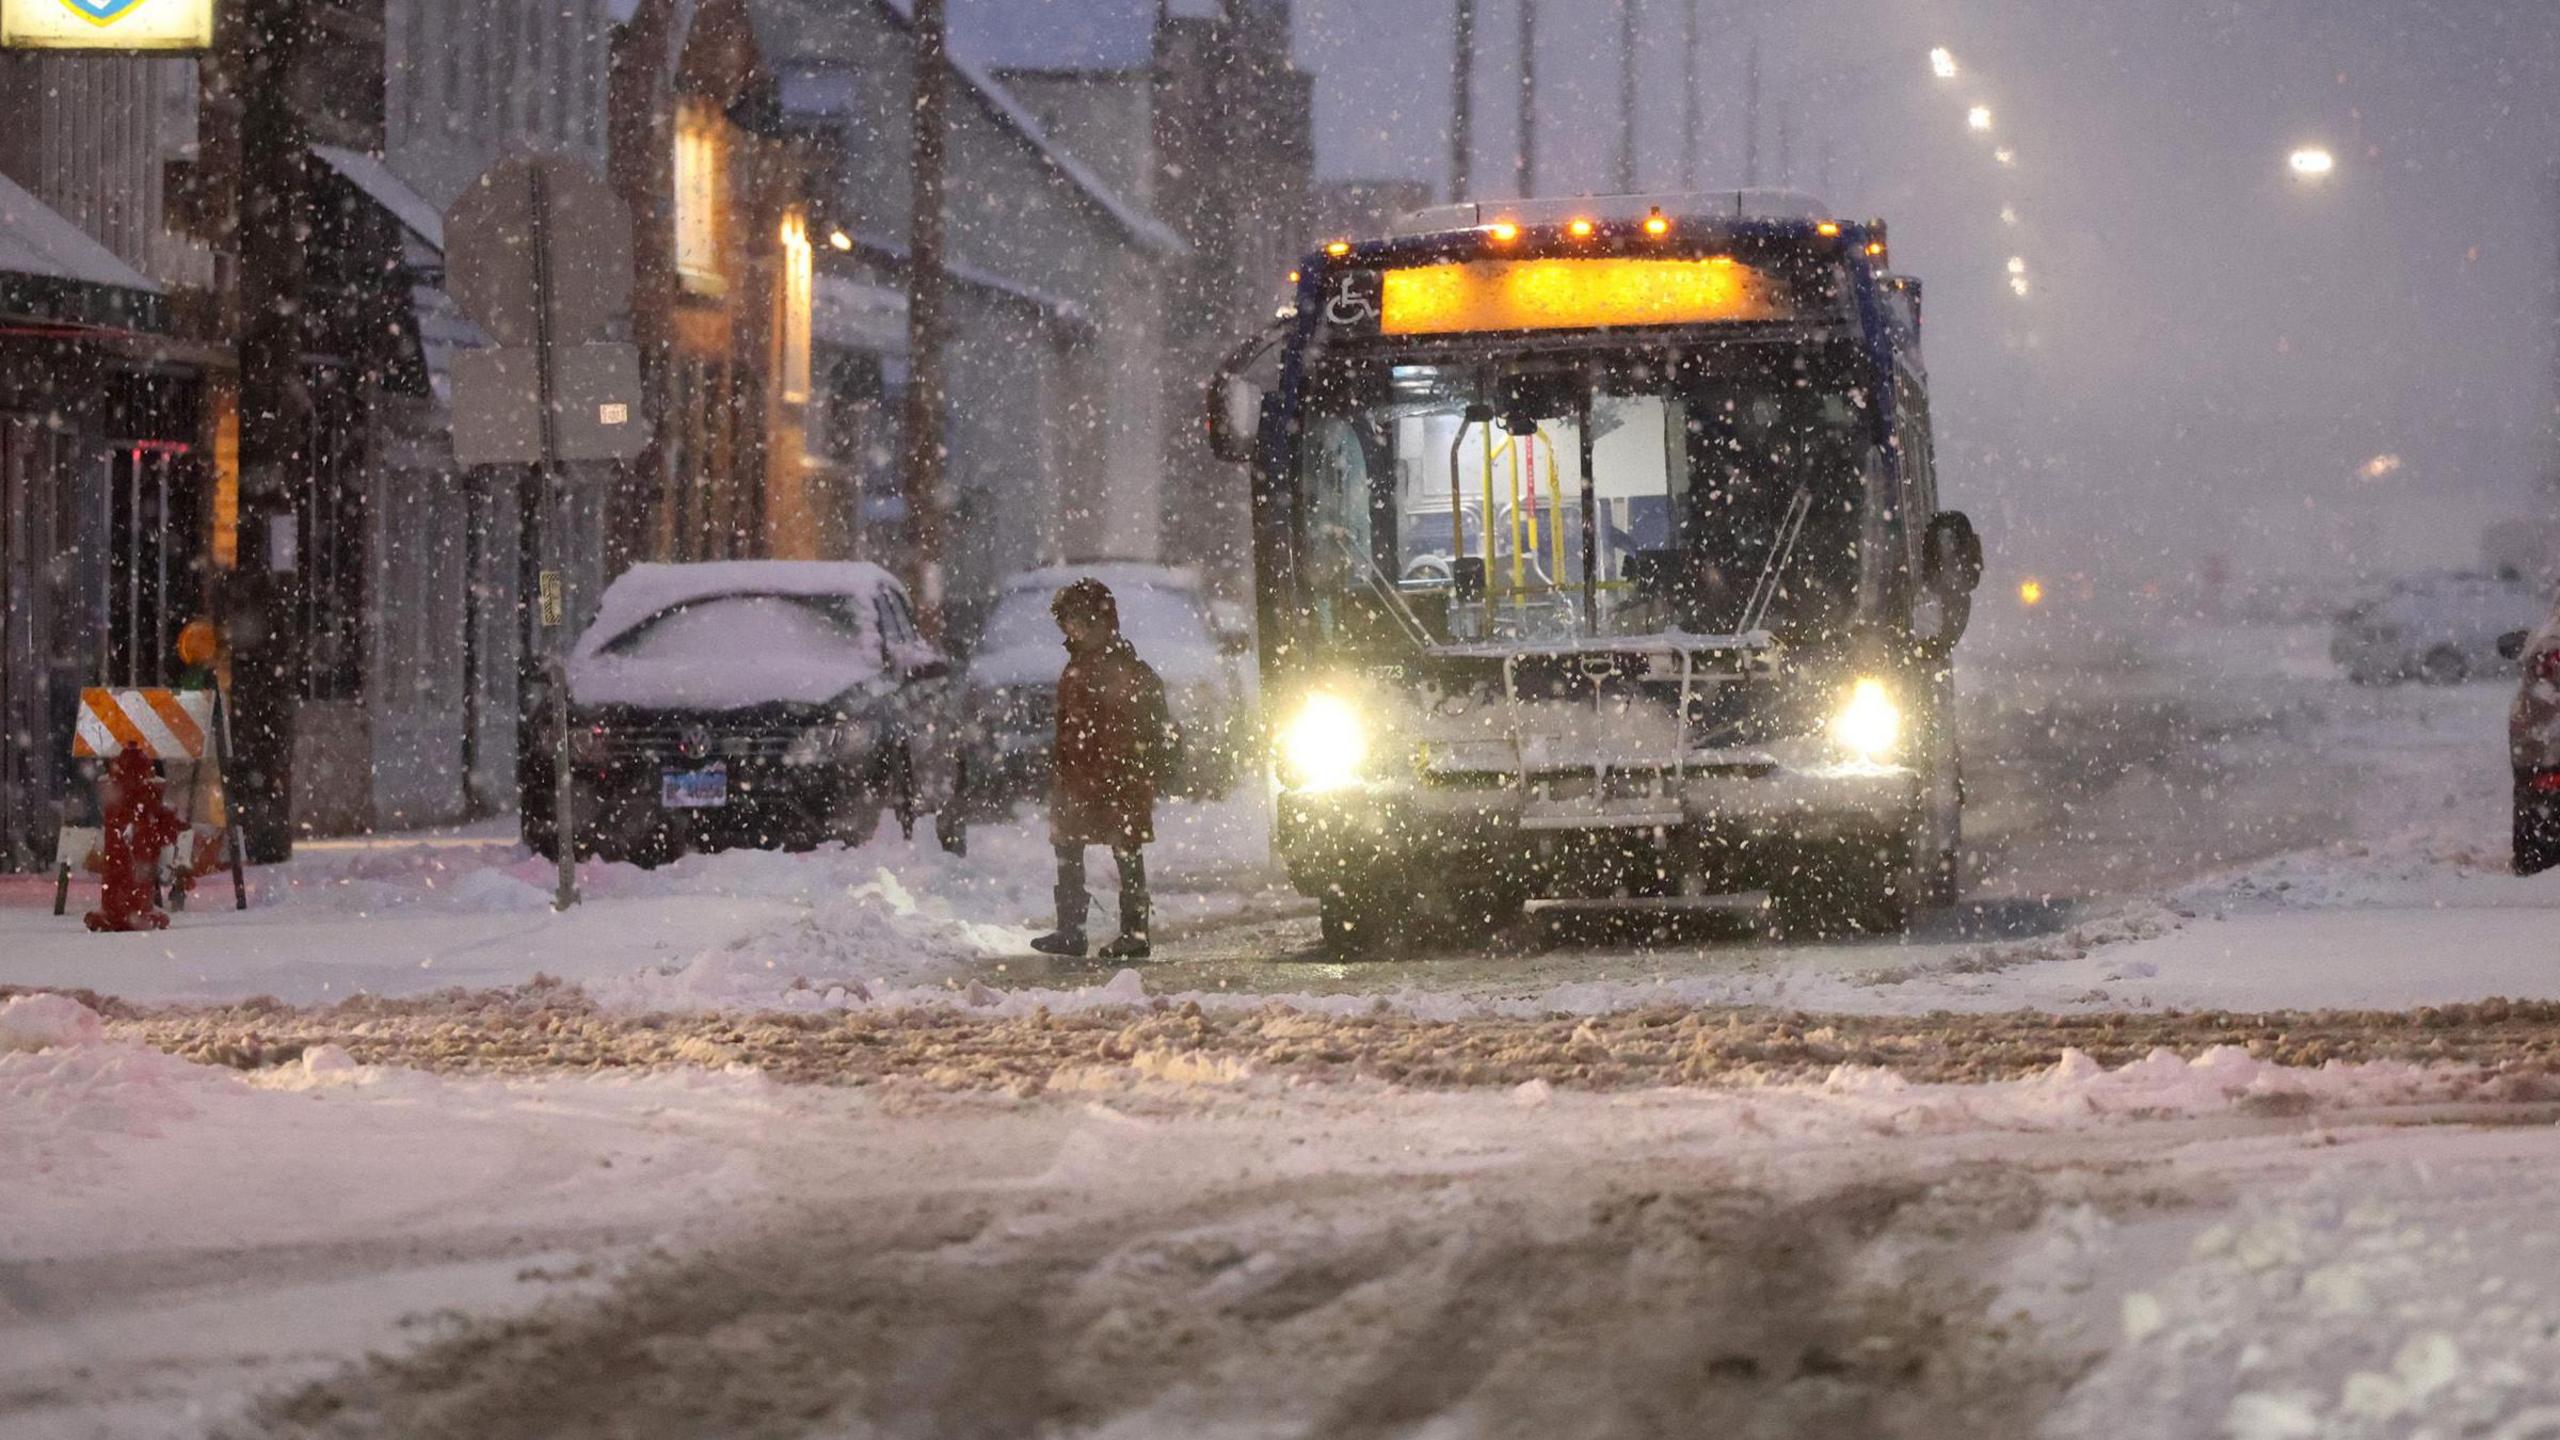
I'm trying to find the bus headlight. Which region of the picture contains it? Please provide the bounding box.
[1829,678,1904,763]
[1275,693,1369,792]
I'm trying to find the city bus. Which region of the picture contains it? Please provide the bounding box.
[1208,191,1985,948]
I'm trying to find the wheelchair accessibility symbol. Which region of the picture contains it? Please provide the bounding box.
[1324,273,1379,327]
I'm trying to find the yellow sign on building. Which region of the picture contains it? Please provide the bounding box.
[1,0,215,52]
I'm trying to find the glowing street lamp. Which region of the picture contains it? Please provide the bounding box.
[1967,104,1994,133]
[2289,146,2336,180]
[1993,146,2017,167]
[1929,47,1958,80]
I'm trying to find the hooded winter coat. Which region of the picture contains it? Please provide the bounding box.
[1051,634,1165,847]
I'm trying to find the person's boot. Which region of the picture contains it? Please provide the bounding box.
[1032,873,1088,957]
[1031,928,1087,957]
[1099,864,1150,960]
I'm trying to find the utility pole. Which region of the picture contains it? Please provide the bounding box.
[226,0,312,865]
[1451,0,1474,200]
[1616,0,1638,193]
[1681,0,1701,189]
[903,0,951,640]
[1743,32,1762,188]
[1515,0,1536,197]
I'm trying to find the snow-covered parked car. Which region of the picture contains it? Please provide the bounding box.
[2498,602,2560,874]
[2330,573,2548,686]
[524,561,965,867]
[958,564,1252,814]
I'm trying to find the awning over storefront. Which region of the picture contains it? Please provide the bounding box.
[310,146,489,439]
[313,145,447,251]
[813,273,908,355]
[0,171,165,332]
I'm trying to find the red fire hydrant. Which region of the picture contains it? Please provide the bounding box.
[85,748,185,933]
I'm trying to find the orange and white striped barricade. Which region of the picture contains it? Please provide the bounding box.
[56,687,249,914]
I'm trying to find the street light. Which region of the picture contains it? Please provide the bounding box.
[1968,104,1993,132]
[1930,47,1958,80]
[2289,146,2336,179]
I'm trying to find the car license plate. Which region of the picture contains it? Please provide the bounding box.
[661,764,729,809]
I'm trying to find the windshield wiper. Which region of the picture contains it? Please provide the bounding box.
[1331,527,1434,649]
[1738,485,1813,637]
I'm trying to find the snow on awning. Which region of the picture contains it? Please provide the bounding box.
[949,0,1156,73]
[313,146,447,252]
[0,171,165,332]
[813,274,907,355]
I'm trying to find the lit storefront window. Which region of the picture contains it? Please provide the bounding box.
[779,209,813,404]
[674,101,725,294]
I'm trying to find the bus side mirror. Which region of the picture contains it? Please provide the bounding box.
[1925,511,1984,596]
[1206,374,1261,464]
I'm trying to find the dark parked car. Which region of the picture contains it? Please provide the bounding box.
[523,562,964,866]
[2500,603,2560,874]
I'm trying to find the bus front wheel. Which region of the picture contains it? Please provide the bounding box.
[1771,831,1919,937]
[1319,880,1404,953]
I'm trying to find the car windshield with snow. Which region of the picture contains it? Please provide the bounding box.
[527,561,967,866]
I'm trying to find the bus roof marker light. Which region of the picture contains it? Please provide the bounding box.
[1325,240,1352,257]
[1815,221,1841,238]
[1643,210,1671,237]
[1567,217,1596,239]
[1488,221,1520,242]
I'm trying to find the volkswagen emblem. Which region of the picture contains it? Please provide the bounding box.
[677,728,714,760]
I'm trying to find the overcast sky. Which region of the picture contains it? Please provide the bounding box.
[1289,0,2560,586]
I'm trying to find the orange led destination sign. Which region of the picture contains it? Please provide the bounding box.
[1379,256,1792,336]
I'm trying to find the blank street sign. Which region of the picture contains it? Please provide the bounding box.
[445,157,634,349]
[450,343,647,466]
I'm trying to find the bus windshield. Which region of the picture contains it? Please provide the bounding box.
[1297,346,1878,650]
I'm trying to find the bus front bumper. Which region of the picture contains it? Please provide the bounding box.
[1274,764,1921,893]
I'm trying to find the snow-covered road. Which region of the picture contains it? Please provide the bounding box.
[9,610,2560,1438]
[12,1002,2560,1440]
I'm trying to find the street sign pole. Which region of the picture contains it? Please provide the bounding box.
[528,164,578,912]
[445,155,642,913]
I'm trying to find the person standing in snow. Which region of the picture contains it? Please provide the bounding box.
[1032,579,1170,960]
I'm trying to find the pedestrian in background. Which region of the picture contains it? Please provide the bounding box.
[1032,579,1169,960]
